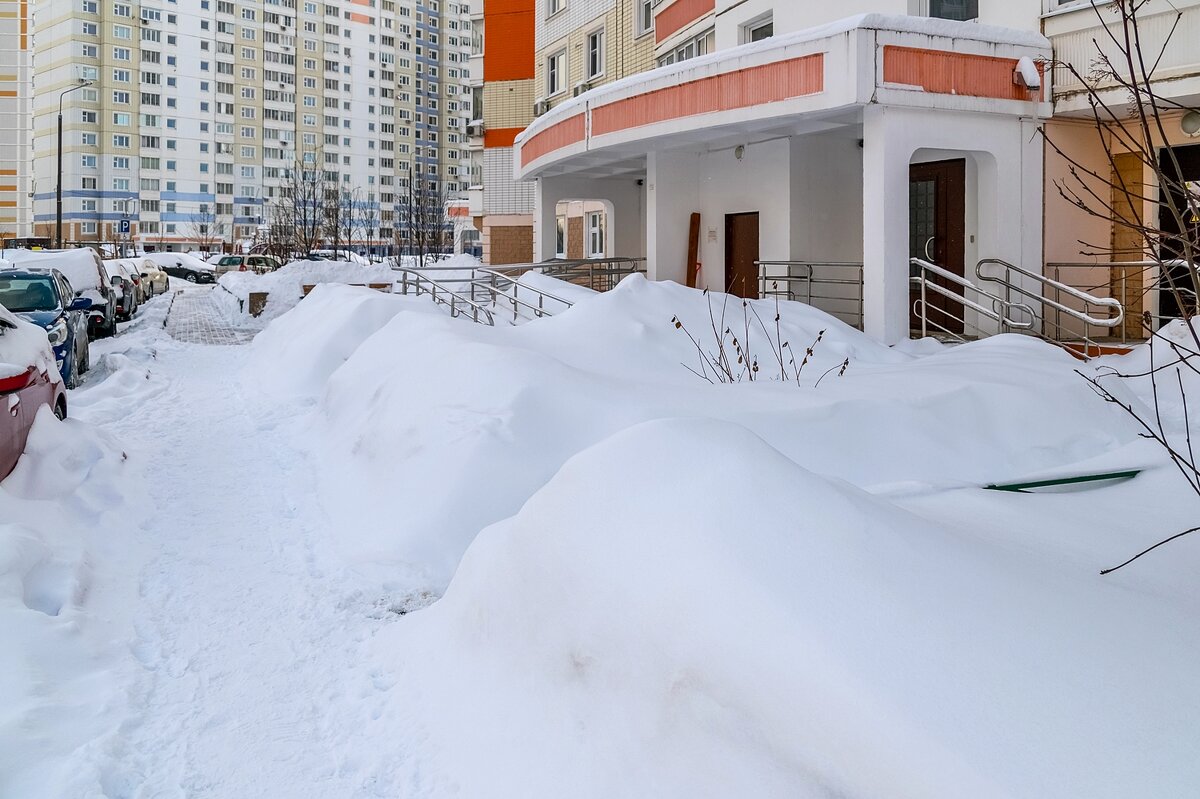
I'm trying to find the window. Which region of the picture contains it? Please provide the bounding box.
[546,49,566,96]
[928,0,978,20]
[555,215,566,258]
[742,15,772,44]
[636,0,653,36]
[547,0,563,16]
[587,28,604,79]
[587,211,605,258]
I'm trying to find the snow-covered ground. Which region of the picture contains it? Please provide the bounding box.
[2,279,1199,797]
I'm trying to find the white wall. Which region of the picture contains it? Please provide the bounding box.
[695,138,792,293]
[714,0,1043,51]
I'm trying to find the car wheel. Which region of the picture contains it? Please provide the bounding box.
[185,273,198,283]
[54,397,67,420]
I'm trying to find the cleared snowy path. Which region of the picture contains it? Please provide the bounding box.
[86,294,409,797]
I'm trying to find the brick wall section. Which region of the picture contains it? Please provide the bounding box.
[568,217,584,259]
[489,224,534,265]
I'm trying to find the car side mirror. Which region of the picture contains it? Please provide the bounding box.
[67,296,93,311]
[141,272,150,278]
[111,275,122,285]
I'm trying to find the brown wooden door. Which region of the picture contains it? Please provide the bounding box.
[725,212,759,299]
[909,159,967,334]
[1111,152,1144,338]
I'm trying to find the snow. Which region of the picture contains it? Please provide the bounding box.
[0,304,60,384]
[1,248,108,299]
[143,251,214,273]
[214,258,399,327]
[1,278,1199,796]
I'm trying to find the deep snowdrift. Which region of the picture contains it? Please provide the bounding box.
[302,275,1137,589]
[214,259,399,327]
[377,417,1199,798]
[238,271,1200,795]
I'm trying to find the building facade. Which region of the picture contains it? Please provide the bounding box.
[30,0,474,253]
[508,0,1200,344]
[0,0,32,238]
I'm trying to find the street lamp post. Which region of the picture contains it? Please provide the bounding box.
[56,79,93,249]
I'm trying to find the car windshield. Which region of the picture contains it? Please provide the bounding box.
[218,257,240,266]
[0,276,59,312]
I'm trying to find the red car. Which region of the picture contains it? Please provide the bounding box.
[0,303,66,480]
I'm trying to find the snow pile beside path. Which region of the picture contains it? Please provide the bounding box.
[243,283,437,399]
[0,409,147,797]
[216,259,399,327]
[289,274,1135,590]
[378,418,1199,798]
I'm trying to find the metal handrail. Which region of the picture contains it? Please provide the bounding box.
[1048,260,1197,342]
[910,258,1037,341]
[490,257,646,293]
[394,267,495,325]
[475,267,576,324]
[756,260,865,329]
[977,258,1123,329]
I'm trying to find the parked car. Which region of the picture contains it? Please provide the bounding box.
[213,254,281,275]
[145,252,217,284]
[1,248,117,339]
[132,257,169,296]
[106,259,148,308]
[105,260,140,320]
[0,303,67,480]
[0,269,91,388]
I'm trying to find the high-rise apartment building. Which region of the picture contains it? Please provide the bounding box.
[0,0,32,239]
[30,0,474,253]
[471,0,655,265]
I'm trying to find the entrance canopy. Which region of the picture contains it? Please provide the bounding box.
[515,14,1051,181]
[514,15,1053,344]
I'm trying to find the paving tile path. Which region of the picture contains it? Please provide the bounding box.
[165,287,256,345]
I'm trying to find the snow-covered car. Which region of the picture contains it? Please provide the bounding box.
[0,269,91,388]
[104,260,140,320]
[131,257,169,296]
[145,252,217,284]
[0,303,66,480]
[1,248,117,339]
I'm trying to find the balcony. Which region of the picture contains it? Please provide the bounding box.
[1046,0,1200,115]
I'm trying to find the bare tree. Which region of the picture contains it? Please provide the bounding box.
[396,164,453,268]
[1042,0,1200,572]
[274,149,327,258]
[183,209,226,255]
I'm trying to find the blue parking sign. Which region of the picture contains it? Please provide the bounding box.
[119,219,131,234]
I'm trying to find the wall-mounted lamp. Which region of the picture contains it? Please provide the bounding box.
[1182,110,1200,137]
[734,145,745,161]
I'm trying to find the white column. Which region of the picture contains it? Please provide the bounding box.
[647,150,700,285]
[861,105,913,344]
[532,177,561,263]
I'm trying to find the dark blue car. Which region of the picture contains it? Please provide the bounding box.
[0,269,92,388]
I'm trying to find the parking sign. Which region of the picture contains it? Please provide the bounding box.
[119,219,131,234]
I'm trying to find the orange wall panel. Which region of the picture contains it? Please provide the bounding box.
[883,46,1044,102]
[484,126,526,148]
[521,114,585,165]
[656,0,714,45]
[591,54,824,136]
[484,0,534,82]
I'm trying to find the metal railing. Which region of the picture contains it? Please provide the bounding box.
[910,258,1037,341]
[911,257,1126,356]
[1047,261,1198,342]
[394,266,495,325]
[977,258,1123,353]
[492,257,646,293]
[756,261,864,329]
[474,267,577,324]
